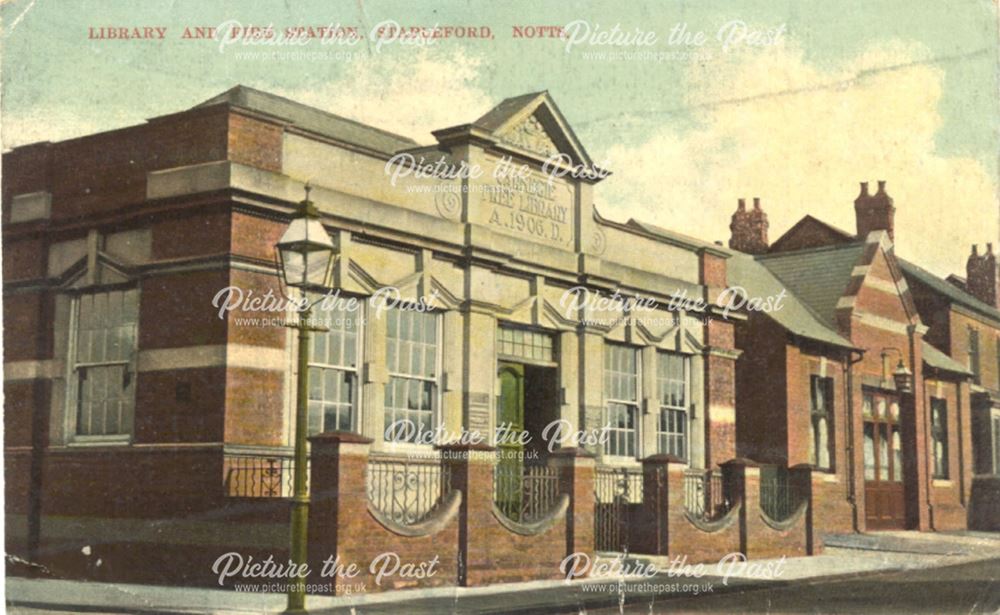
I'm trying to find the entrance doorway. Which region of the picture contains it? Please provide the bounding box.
[863,390,907,529]
[496,360,559,463]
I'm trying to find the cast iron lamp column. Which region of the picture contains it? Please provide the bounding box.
[276,185,336,614]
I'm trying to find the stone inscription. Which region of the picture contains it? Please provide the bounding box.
[484,174,571,244]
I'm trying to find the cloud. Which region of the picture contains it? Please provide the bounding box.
[274,48,494,144]
[600,39,998,276]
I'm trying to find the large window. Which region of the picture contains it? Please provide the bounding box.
[72,288,139,437]
[657,351,688,460]
[931,398,949,479]
[384,307,439,443]
[968,328,981,385]
[604,344,639,458]
[809,376,834,470]
[307,300,361,435]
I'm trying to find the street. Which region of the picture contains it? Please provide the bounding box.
[583,558,1000,614]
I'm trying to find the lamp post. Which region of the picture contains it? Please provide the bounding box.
[881,347,913,394]
[276,185,336,614]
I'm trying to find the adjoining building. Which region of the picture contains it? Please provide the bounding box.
[726,183,988,534]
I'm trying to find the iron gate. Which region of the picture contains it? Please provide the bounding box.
[594,466,642,552]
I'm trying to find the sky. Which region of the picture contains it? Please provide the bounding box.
[1,0,997,277]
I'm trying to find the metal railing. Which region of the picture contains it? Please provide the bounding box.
[594,466,643,552]
[224,453,305,498]
[494,462,561,524]
[367,456,452,526]
[684,469,732,522]
[759,469,805,521]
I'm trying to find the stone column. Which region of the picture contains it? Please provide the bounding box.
[361,304,388,443]
[550,447,596,569]
[558,331,580,428]
[463,309,496,444]
[640,345,659,458]
[307,431,374,595]
[578,328,605,458]
[906,326,931,530]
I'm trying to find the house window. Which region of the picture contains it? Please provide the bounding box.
[604,343,640,458]
[930,398,949,479]
[656,351,688,460]
[809,376,834,470]
[384,307,439,443]
[307,300,361,435]
[968,328,981,385]
[71,288,139,437]
[497,326,554,363]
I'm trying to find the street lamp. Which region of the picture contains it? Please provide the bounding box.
[277,184,335,614]
[881,348,913,394]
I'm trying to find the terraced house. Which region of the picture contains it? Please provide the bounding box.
[1,87,990,594]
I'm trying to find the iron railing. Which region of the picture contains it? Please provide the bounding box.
[224,453,305,498]
[594,466,643,552]
[494,462,561,524]
[759,468,805,521]
[367,456,452,526]
[684,469,732,521]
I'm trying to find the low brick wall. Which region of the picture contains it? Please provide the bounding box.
[969,475,1000,531]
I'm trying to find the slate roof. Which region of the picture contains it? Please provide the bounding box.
[196,85,418,155]
[899,258,1000,325]
[755,242,867,326]
[725,252,856,349]
[922,340,973,375]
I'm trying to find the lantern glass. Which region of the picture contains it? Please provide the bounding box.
[892,360,913,394]
[277,212,335,289]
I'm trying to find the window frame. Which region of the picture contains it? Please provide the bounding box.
[306,296,364,436]
[382,306,443,445]
[968,327,981,385]
[809,375,835,472]
[66,284,140,443]
[603,342,641,460]
[930,397,949,479]
[656,350,690,461]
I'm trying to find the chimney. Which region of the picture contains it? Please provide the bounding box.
[967,243,999,308]
[854,180,895,241]
[729,197,769,254]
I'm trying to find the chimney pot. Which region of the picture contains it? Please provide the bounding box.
[859,182,869,196]
[753,197,761,209]
[972,244,979,256]
[877,180,886,193]
[737,198,746,211]
[988,243,994,254]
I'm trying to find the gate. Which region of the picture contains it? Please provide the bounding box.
[594,466,642,552]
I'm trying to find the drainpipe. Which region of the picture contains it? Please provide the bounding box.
[845,348,865,533]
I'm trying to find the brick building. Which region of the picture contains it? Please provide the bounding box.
[3,87,989,593]
[728,182,980,534]
[3,87,791,591]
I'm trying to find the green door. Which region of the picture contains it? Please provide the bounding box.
[496,362,525,517]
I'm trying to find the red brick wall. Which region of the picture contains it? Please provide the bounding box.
[734,315,788,462]
[228,113,283,173]
[3,236,47,281]
[139,270,230,349]
[135,367,227,444]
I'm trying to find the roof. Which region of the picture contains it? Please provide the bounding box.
[473,92,548,131]
[899,258,1000,325]
[922,340,972,375]
[769,215,854,253]
[725,252,856,349]
[756,242,867,326]
[196,85,418,155]
[625,218,730,256]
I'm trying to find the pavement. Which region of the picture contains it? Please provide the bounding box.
[6,531,999,614]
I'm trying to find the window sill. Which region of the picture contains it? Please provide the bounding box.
[933,479,953,487]
[599,456,642,468]
[67,436,132,448]
[373,441,441,459]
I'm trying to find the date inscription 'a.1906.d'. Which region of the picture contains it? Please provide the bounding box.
[485,175,570,243]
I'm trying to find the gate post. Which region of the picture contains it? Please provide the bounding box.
[639,454,683,555]
[550,447,596,574]
[721,457,758,557]
[790,463,815,554]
